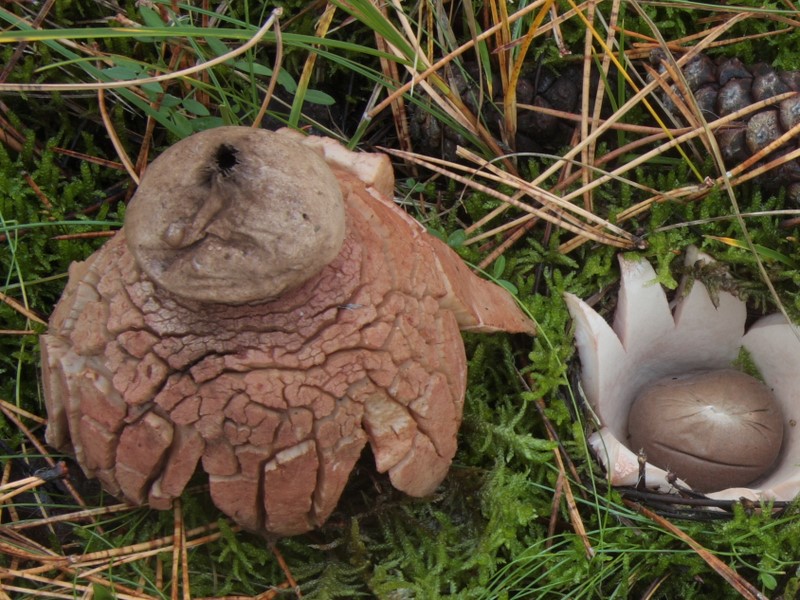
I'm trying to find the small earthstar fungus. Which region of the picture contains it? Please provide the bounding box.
[41,127,535,536]
[565,247,799,501]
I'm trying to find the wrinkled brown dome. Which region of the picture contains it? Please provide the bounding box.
[125,127,346,305]
[41,128,535,536]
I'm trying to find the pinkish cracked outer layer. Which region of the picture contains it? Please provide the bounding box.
[41,129,535,536]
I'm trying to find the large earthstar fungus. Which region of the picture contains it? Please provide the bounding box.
[565,247,799,502]
[41,127,535,536]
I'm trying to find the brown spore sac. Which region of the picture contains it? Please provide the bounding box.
[627,369,784,492]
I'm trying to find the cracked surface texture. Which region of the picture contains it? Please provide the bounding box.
[42,129,535,536]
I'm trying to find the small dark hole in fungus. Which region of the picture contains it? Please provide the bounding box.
[214,143,239,177]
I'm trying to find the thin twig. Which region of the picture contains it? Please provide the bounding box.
[0,404,91,512]
[98,87,139,185]
[367,0,576,119]
[252,8,284,129]
[0,9,285,93]
[624,500,768,600]
[0,291,46,326]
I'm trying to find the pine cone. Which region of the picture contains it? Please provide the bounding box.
[652,52,800,192]
[408,53,800,198]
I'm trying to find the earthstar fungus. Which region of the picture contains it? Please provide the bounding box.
[41,127,535,536]
[566,248,799,501]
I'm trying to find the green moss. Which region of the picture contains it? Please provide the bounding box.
[4,1,800,598]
